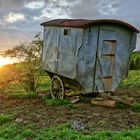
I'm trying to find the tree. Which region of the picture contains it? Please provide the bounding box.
[130,51,140,70]
[4,33,43,92]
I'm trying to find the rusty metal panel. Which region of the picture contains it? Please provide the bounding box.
[41,19,139,33]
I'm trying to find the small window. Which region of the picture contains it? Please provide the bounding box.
[64,29,70,36]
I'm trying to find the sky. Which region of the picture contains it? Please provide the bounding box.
[0,0,140,51]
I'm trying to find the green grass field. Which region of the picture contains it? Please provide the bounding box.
[0,118,140,140]
[119,70,140,88]
[0,70,140,140]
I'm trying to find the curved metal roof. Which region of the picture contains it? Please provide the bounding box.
[41,19,139,33]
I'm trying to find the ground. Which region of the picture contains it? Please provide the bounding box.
[0,70,140,139]
[0,88,140,133]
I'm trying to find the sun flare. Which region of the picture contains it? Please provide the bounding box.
[0,57,16,67]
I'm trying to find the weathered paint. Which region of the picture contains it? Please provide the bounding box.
[42,19,139,93]
[42,26,83,78]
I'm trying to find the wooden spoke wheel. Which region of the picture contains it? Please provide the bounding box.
[51,76,65,99]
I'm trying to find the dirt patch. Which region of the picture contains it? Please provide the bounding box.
[0,89,140,132]
[114,88,140,102]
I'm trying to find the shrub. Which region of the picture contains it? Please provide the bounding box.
[130,51,140,70]
[132,103,140,112]
[4,34,43,93]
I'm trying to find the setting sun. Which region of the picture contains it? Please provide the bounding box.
[0,56,17,67]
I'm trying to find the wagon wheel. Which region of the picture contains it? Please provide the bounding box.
[51,76,65,99]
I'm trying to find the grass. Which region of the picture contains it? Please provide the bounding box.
[7,91,38,99]
[4,70,139,95]
[0,123,33,140]
[2,70,140,97]
[116,103,126,109]
[38,75,51,91]
[0,114,14,125]
[119,70,140,88]
[131,103,140,112]
[43,98,74,108]
[0,70,140,139]
[96,120,106,127]
[0,122,140,140]
[42,124,140,140]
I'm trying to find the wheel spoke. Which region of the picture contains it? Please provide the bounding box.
[53,81,58,88]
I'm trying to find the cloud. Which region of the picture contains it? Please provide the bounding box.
[0,0,24,9]
[98,0,118,15]
[24,1,45,9]
[0,27,32,51]
[0,0,140,50]
[68,0,140,50]
[32,0,78,20]
[3,13,25,23]
[69,0,100,19]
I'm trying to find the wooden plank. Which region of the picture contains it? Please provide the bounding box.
[91,99,117,108]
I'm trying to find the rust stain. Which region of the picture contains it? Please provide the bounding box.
[41,19,139,33]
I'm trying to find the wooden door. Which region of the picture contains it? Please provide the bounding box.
[95,30,117,92]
